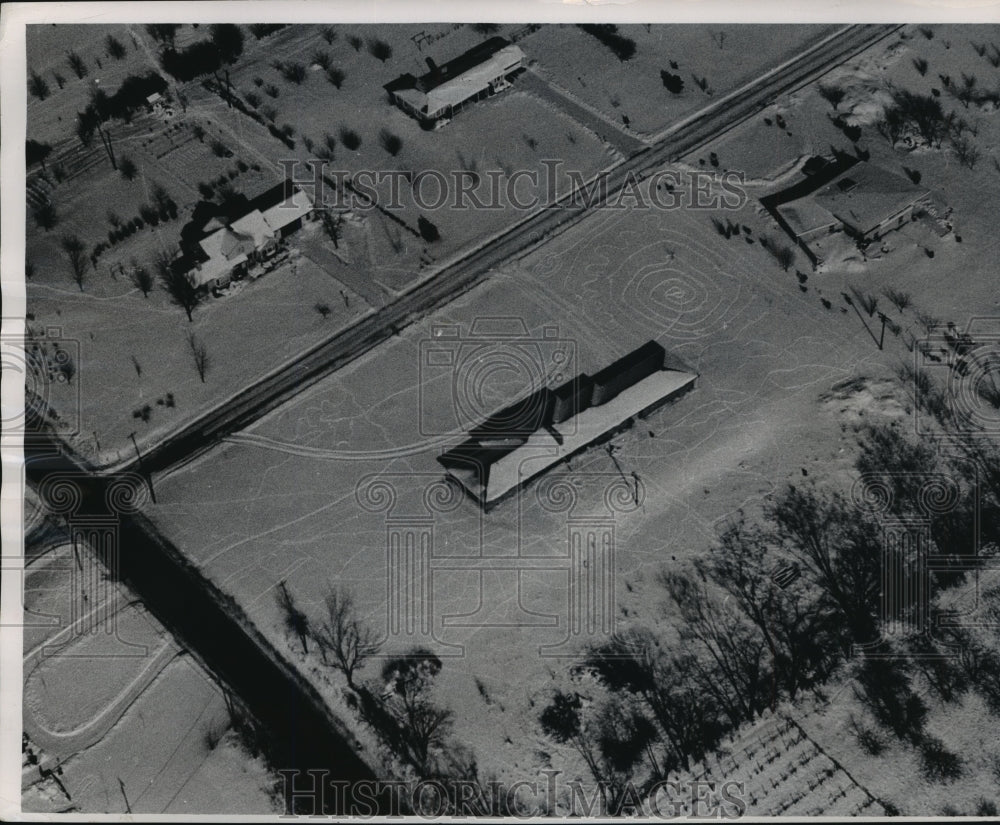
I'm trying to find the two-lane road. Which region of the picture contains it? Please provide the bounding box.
[98,24,900,481]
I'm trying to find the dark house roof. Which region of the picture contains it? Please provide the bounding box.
[248,180,298,213]
[438,340,668,475]
[551,374,594,425]
[591,341,666,406]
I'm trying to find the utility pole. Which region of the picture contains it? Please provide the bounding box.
[876,312,888,351]
[604,443,629,486]
[96,122,117,170]
[129,432,157,504]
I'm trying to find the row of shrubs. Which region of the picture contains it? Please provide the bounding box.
[201,77,296,150]
[93,197,179,261]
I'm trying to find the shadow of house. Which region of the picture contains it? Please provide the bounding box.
[439,341,697,510]
[385,36,526,129]
[761,157,932,269]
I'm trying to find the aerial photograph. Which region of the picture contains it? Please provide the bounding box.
[5,3,1000,819]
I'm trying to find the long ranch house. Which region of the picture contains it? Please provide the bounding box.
[385,37,526,129]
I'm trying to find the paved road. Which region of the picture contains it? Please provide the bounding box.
[23,443,380,813]
[21,25,901,813]
[92,26,902,479]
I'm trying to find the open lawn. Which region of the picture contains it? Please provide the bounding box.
[148,161,943,795]
[22,536,279,814]
[27,231,370,464]
[23,22,1000,814]
[522,24,840,137]
[145,27,1000,806]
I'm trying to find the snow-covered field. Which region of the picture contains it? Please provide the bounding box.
[22,21,1000,816]
[21,541,279,814]
[523,24,839,137]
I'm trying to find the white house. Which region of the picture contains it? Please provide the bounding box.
[185,184,316,291]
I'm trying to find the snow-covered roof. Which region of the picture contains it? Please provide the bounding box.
[230,209,272,248]
[260,187,313,231]
[185,184,311,287]
[812,163,929,236]
[777,198,841,237]
[440,368,697,507]
[186,249,246,288]
[393,44,525,116]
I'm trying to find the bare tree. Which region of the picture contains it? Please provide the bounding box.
[280,62,307,84]
[321,210,343,248]
[339,127,361,151]
[379,129,403,157]
[61,235,88,291]
[26,139,52,172]
[105,34,127,59]
[953,133,981,169]
[660,571,771,727]
[882,287,912,312]
[145,23,179,48]
[765,484,883,644]
[155,247,201,321]
[377,651,452,776]
[326,67,345,89]
[310,49,331,70]
[33,203,58,231]
[313,586,380,687]
[119,155,138,180]
[186,331,210,383]
[539,691,624,810]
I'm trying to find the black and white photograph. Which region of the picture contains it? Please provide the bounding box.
[3,1,1000,819]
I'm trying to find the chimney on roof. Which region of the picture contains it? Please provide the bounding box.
[425,57,440,75]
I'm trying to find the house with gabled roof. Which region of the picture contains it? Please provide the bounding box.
[385,37,526,128]
[438,341,697,510]
[762,157,934,268]
[181,181,316,291]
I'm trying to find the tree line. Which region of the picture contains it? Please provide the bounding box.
[539,363,1000,814]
